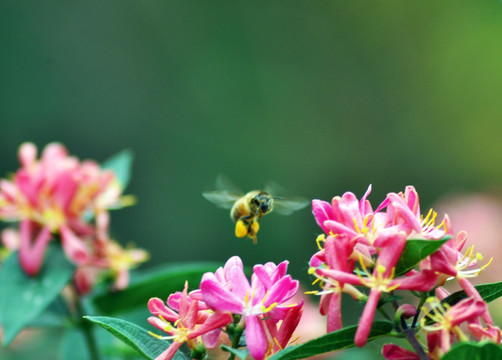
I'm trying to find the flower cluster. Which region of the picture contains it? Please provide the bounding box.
[148,256,303,360]
[0,142,148,292]
[309,185,500,358]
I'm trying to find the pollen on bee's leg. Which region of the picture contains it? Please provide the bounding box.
[251,221,260,234]
[235,220,248,238]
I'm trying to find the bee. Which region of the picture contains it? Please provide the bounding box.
[203,176,309,243]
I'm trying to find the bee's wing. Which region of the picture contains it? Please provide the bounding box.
[216,174,244,194]
[264,180,309,215]
[273,196,310,215]
[264,180,289,197]
[202,190,242,210]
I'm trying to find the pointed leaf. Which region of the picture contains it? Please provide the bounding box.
[221,345,249,359]
[101,149,134,190]
[91,262,221,315]
[441,341,502,360]
[442,281,502,306]
[394,237,450,276]
[85,316,189,360]
[0,246,74,346]
[268,321,393,360]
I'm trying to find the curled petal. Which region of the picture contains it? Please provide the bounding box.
[265,276,298,307]
[59,225,91,265]
[312,200,334,234]
[148,298,179,322]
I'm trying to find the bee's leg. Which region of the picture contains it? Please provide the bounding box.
[249,221,260,244]
[235,219,249,238]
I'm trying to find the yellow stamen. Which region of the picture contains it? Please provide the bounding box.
[316,234,326,250]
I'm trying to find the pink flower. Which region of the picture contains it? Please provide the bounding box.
[316,243,437,347]
[0,143,125,276]
[200,256,301,360]
[308,234,363,332]
[421,297,489,355]
[386,186,447,240]
[312,185,390,246]
[148,282,232,360]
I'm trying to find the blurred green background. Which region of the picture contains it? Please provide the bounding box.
[2,0,502,359]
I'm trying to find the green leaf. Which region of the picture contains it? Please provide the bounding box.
[221,345,249,359]
[394,236,450,276]
[91,262,221,315]
[101,149,134,190]
[85,316,189,360]
[268,321,393,360]
[441,281,502,306]
[0,246,74,347]
[441,341,502,360]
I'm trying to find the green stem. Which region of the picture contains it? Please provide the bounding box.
[72,286,101,360]
[227,325,244,360]
[411,294,427,328]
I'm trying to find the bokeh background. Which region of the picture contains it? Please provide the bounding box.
[2,1,502,359]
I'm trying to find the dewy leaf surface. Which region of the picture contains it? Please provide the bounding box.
[0,246,74,346]
[268,321,393,360]
[85,316,189,360]
[394,237,450,276]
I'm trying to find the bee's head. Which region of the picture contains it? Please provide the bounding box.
[253,192,273,214]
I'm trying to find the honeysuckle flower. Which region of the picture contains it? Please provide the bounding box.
[308,234,364,332]
[422,226,494,324]
[312,185,391,246]
[386,186,447,240]
[468,323,502,343]
[0,142,128,276]
[316,249,437,347]
[421,297,489,355]
[103,240,149,290]
[148,282,232,360]
[200,256,301,360]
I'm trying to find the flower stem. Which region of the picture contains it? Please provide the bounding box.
[227,325,244,360]
[72,285,101,360]
[391,296,428,360]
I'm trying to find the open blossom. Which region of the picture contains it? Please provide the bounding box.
[148,282,232,360]
[73,239,149,294]
[0,142,144,291]
[200,256,302,360]
[310,186,458,347]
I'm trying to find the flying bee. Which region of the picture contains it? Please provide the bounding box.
[203,176,309,243]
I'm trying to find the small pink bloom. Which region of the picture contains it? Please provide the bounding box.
[200,256,302,360]
[148,282,232,360]
[422,297,488,354]
[0,143,130,277]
